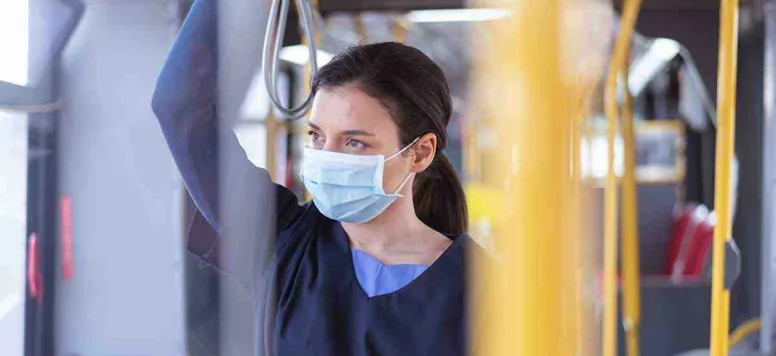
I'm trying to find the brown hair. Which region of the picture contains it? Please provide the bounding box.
[311,42,468,234]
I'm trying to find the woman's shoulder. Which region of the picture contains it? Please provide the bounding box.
[275,201,333,245]
[279,200,323,231]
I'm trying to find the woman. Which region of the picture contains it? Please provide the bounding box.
[152,0,487,354]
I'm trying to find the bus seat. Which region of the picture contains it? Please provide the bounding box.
[681,212,716,277]
[664,204,708,276]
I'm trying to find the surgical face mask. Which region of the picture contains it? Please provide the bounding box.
[300,138,419,223]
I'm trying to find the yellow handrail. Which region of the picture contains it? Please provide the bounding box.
[621,56,642,356]
[710,0,739,354]
[604,1,642,355]
[729,319,762,347]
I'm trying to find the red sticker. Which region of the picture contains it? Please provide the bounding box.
[61,195,74,279]
[27,233,41,301]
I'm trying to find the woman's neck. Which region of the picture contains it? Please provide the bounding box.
[341,194,451,265]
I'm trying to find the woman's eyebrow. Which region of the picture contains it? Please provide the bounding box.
[342,129,375,136]
[308,122,375,136]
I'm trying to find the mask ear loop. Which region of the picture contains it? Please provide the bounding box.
[385,137,421,161]
[391,172,415,196]
[385,136,422,196]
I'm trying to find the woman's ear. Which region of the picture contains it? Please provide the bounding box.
[411,132,437,173]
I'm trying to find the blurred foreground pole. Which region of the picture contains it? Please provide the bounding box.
[469,0,610,355]
[217,0,273,355]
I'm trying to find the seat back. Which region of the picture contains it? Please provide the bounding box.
[663,204,708,277]
[683,212,716,277]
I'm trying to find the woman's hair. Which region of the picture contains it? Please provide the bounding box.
[311,42,468,234]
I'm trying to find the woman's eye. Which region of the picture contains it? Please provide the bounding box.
[345,138,366,149]
[308,131,324,148]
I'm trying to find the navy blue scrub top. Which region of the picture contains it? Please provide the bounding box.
[152,1,489,355]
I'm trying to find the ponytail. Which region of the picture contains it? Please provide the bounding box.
[413,153,468,234]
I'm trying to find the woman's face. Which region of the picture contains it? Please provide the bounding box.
[307,84,435,193]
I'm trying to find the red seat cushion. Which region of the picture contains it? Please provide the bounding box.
[664,204,708,276]
[682,213,716,276]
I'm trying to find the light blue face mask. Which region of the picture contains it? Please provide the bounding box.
[300,138,419,223]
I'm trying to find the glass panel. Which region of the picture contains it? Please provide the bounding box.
[234,123,267,168]
[0,1,29,86]
[0,112,28,356]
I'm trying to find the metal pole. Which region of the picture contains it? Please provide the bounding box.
[604,1,641,355]
[217,1,274,354]
[621,48,642,356]
[710,0,739,354]
[760,1,776,351]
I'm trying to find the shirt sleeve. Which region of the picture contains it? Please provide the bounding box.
[151,0,304,270]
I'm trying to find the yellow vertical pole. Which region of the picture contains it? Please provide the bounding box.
[393,15,407,43]
[470,0,565,353]
[576,90,597,356]
[264,0,277,179]
[469,0,608,354]
[301,0,319,200]
[566,84,582,356]
[604,1,641,356]
[567,27,609,356]
[710,0,739,354]
[301,0,319,112]
[353,13,366,42]
[621,59,642,356]
[566,65,590,356]
[266,112,277,179]
[603,55,621,356]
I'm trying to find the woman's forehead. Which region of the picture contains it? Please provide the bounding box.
[309,85,396,134]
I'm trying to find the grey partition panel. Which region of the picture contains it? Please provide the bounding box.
[618,280,712,356]
[637,184,679,274]
[56,2,185,354]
